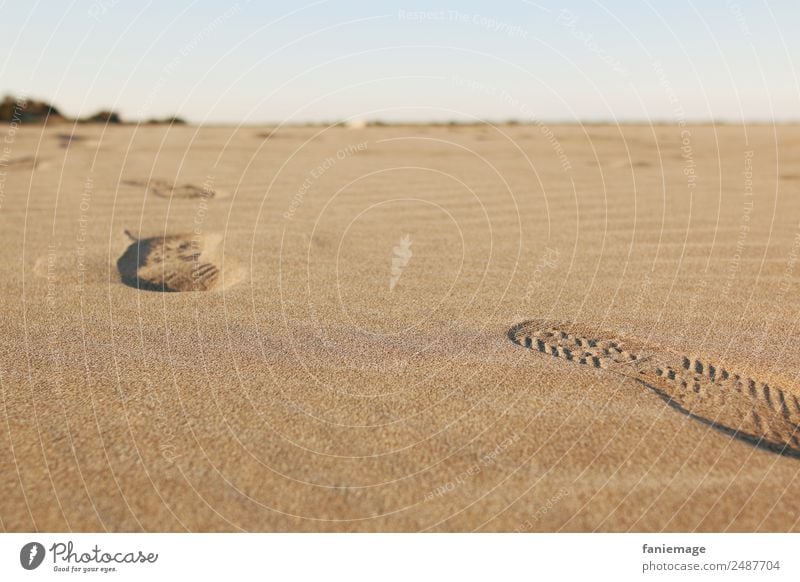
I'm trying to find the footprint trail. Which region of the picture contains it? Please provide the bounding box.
[508,320,800,459]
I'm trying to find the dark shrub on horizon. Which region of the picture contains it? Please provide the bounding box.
[81,110,122,124]
[0,94,63,123]
[145,116,187,125]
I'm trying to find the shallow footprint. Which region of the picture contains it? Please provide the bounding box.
[508,320,800,459]
[3,155,45,170]
[117,231,243,292]
[55,133,98,148]
[122,178,226,200]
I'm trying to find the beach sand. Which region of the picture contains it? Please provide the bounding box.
[1,122,799,532]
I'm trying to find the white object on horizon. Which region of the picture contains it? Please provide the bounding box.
[345,118,367,129]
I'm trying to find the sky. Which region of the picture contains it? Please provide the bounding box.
[0,0,798,124]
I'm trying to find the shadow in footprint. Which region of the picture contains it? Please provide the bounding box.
[508,320,800,460]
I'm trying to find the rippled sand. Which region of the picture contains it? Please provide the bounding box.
[2,122,799,531]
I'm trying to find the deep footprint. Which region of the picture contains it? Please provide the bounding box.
[508,320,800,459]
[122,178,225,199]
[117,231,243,292]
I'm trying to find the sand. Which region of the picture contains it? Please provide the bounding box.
[1,122,799,532]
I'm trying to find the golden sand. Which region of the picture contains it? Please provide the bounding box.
[1,123,799,531]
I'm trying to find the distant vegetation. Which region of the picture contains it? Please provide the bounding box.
[0,94,184,125]
[81,109,122,124]
[145,116,186,125]
[0,95,63,123]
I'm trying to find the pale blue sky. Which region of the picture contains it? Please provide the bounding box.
[1,0,798,123]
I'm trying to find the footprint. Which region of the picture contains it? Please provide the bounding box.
[508,320,800,459]
[117,231,243,292]
[256,130,295,140]
[122,179,226,200]
[609,158,652,169]
[2,155,44,170]
[55,133,91,148]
